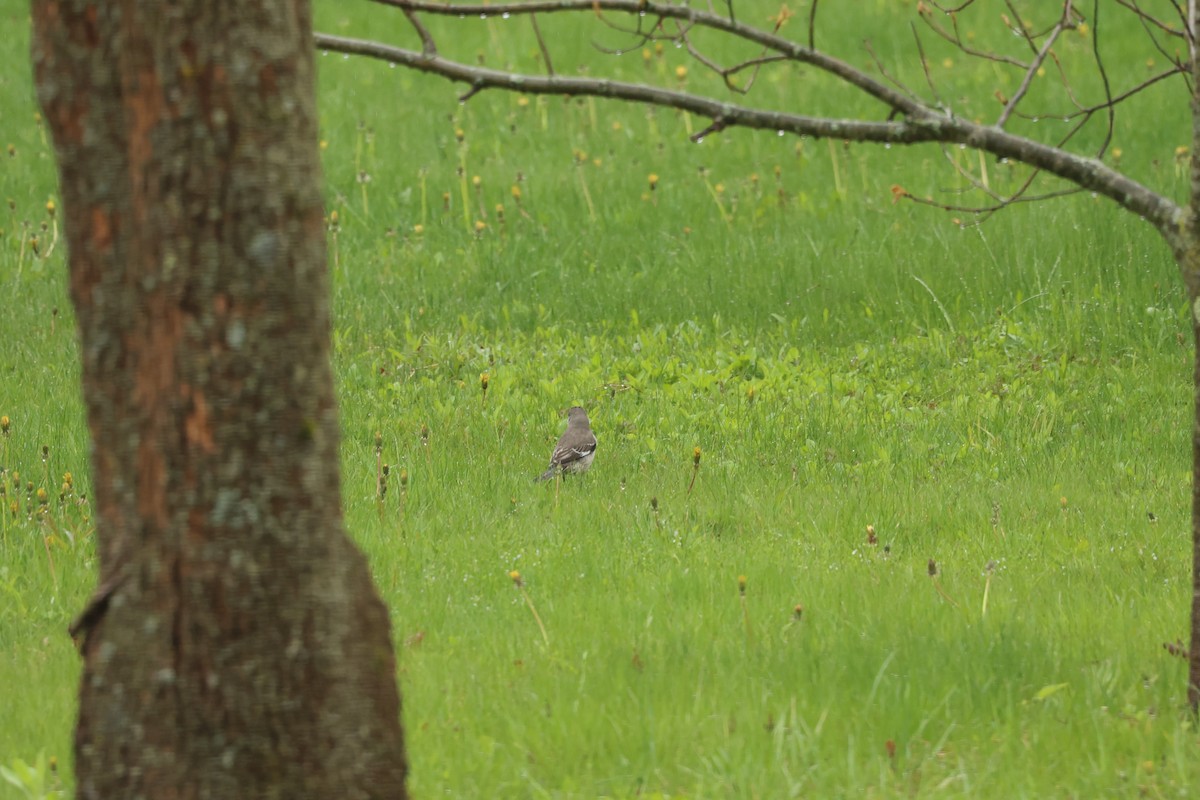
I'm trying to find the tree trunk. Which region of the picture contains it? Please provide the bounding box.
[30,2,408,796]
[1191,309,1200,709]
[1190,243,1200,711]
[1188,17,1200,713]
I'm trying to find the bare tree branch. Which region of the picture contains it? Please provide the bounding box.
[1090,0,1116,158]
[1185,0,1198,60]
[316,31,920,140]
[927,0,979,13]
[906,181,1083,227]
[1133,12,1191,84]
[862,38,924,109]
[909,25,949,114]
[918,5,1025,68]
[1114,0,1188,39]
[996,3,1076,127]
[1042,67,1183,121]
[1001,0,1042,55]
[530,13,556,76]
[924,1,1187,140]
[366,0,930,117]
[316,3,1183,250]
[679,37,771,95]
[403,8,436,57]
[913,138,1081,229]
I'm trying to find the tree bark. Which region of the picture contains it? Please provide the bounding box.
[1186,9,1200,712]
[1190,309,1200,709]
[31,2,408,796]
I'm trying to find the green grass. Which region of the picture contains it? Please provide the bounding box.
[3,1,1200,796]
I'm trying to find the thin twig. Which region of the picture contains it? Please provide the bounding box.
[365,0,932,117]
[1089,0,1115,158]
[997,2,1075,127]
[1114,0,1187,37]
[403,8,436,56]
[691,117,729,142]
[905,182,1082,223]
[1001,0,1040,54]
[910,24,947,112]
[1018,68,1182,122]
[927,0,979,12]
[862,39,923,106]
[918,4,1025,66]
[1127,6,1191,82]
[530,13,555,75]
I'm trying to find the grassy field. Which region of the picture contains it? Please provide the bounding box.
[3,1,1200,796]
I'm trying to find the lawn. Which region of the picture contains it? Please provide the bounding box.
[2,1,1199,796]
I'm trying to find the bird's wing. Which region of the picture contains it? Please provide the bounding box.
[551,440,596,467]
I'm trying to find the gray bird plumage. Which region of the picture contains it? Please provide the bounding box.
[537,406,597,482]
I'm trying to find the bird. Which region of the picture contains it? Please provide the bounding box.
[536,406,597,482]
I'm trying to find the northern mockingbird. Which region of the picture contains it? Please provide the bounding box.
[536,406,597,482]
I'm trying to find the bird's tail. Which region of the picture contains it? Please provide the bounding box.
[535,466,559,482]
